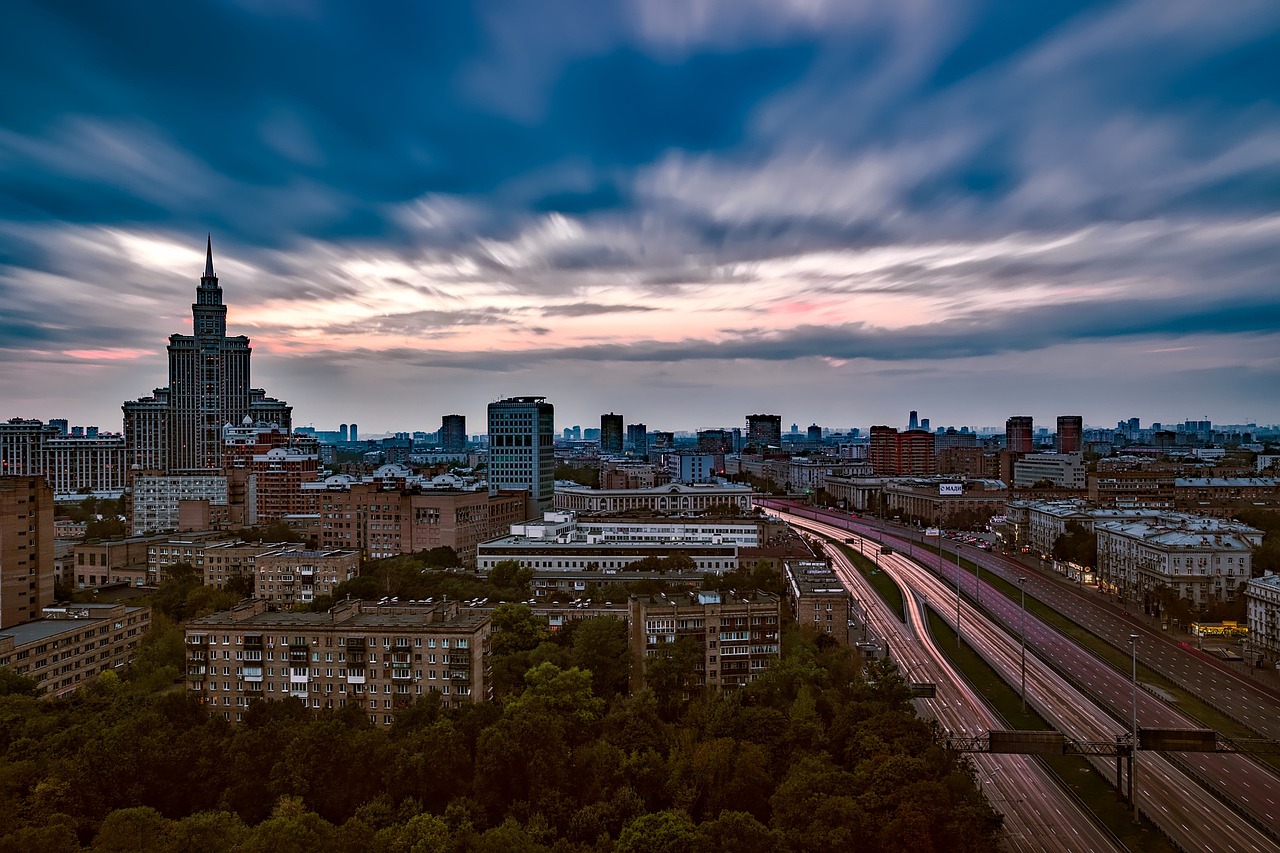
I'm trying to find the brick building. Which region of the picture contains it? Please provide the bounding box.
[185,598,491,724]
[255,548,360,607]
[0,603,150,697]
[0,476,55,628]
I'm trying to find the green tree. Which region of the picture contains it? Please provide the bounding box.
[616,810,698,853]
[0,667,42,697]
[489,560,534,594]
[570,616,631,699]
[1051,522,1097,568]
[490,604,551,657]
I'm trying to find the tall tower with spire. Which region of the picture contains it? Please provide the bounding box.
[123,238,291,472]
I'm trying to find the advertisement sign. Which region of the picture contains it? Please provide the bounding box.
[939,483,963,496]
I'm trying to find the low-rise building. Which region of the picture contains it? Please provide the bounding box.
[1095,514,1263,608]
[255,548,359,607]
[0,603,150,697]
[628,590,781,692]
[1013,452,1086,489]
[554,482,755,514]
[184,598,491,724]
[1245,574,1280,664]
[784,560,852,643]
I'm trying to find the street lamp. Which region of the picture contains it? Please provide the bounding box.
[1019,576,1028,713]
[1128,633,1140,823]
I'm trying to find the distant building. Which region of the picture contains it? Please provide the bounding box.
[0,419,127,499]
[1013,453,1086,489]
[665,452,716,484]
[869,426,937,476]
[185,598,492,724]
[123,239,291,472]
[629,590,781,692]
[488,397,555,514]
[600,413,624,454]
[130,472,229,535]
[625,423,648,457]
[745,414,782,449]
[1245,574,1280,664]
[441,415,466,453]
[1056,415,1083,453]
[554,482,756,514]
[1005,416,1034,454]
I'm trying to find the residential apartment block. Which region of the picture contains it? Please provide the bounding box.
[629,590,781,692]
[1245,574,1280,665]
[0,603,150,697]
[0,476,55,628]
[184,598,491,724]
[869,426,937,476]
[784,560,853,642]
[255,548,359,607]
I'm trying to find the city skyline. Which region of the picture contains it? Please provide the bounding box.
[3,2,1279,432]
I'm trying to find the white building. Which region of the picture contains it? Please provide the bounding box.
[1245,574,1280,663]
[1013,452,1086,489]
[130,472,228,535]
[554,481,755,514]
[1095,514,1262,607]
[665,452,716,484]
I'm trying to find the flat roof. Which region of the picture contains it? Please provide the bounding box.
[1,605,147,645]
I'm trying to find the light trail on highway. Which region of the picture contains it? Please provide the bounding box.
[778,506,1280,853]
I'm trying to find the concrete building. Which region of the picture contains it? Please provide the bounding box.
[1005,500,1165,557]
[1013,452,1086,489]
[629,590,781,692]
[746,414,783,449]
[441,415,467,453]
[1056,415,1083,454]
[665,452,716,484]
[1095,514,1263,608]
[625,423,648,457]
[302,468,527,563]
[130,472,229,535]
[477,532,738,574]
[185,598,491,723]
[881,477,1007,526]
[784,560,853,642]
[122,239,291,473]
[869,427,937,476]
[1005,416,1034,453]
[600,413,624,455]
[255,548,359,607]
[1245,574,1280,665]
[1,476,55,628]
[0,419,127,499]
[1089,471,1176,508]
[0,603,150,697]
[488,397,554,514]
[554,481,755,514]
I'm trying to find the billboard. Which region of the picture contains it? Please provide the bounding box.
[940,483,963,496]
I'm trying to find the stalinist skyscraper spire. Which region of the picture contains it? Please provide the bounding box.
[122,237,291,471]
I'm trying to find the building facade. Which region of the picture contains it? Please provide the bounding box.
[745,414,783,449]
[488,397,554,514]
[869,427,937,476]
[0,476,55,628]
[184,598,491,724]
[1005,416,1034,453]
[629,590,781,692]
[600,413,624,454]
[784,560,853,642]
[255,548,359,607]
[441,415,466,453]
[1245,574,1280,664]
[0,420,127,499]
[1056,415,1083,453]
[0,603,150,697]
[123,239,292,473]
[1013,452,1086,489]
[554,482,756,514]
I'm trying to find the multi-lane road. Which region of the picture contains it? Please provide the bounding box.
[771,503,1280,853]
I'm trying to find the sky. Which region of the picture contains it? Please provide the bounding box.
[2,1,1279,437]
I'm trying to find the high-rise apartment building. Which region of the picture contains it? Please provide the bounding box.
[600,413,624,454]
[626,423,647,457]
[123,238,291,472]
[0,419,128,498]
[1056,415,1083,454]
[0,476,55,629]
[488,397,555,514]
[868,427,937,476]
[441,415,467,453]
[1005,416,1034,453]
[745,414,782,449]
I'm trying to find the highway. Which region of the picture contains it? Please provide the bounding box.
[777,506,1280,853]
[802,516,1126,851]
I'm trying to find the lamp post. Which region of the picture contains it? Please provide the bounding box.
[1018,576,1028,713]
[1128,633,1140,823]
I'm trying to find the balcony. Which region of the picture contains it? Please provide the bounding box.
[186,635,208,646]
[289,667,309,683]
[391,667,412,680]
[243,666,263,682]
[186,666,207,678]
[346,670,366,685]
[243,634,264,649]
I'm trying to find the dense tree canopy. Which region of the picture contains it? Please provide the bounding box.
[0,627,1001,851]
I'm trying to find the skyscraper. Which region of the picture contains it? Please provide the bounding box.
[441,414,467,452]
[908,410,919,431]
[600,413,624,454]
[746,414,782,449]
[1005,416,1034,453]
[123,238,291,471]
[488,397,554,515]
[1056,415,1083,453]
[626,423,648,457]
